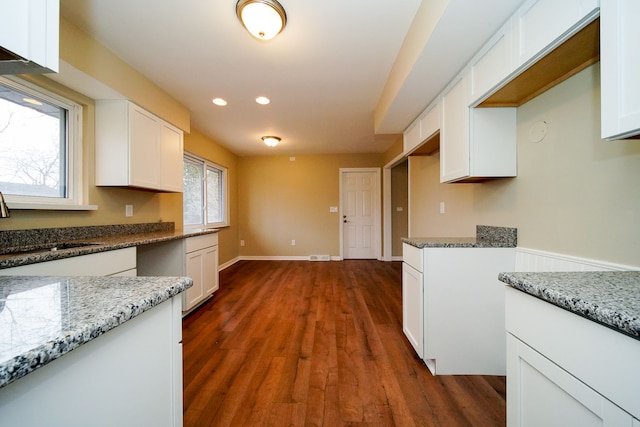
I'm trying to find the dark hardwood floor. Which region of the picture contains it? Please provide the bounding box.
[182,260,506,426]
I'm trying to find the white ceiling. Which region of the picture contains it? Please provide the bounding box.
[59,0,526,157]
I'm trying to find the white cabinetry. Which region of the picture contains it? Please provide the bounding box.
[403,99,441,155]
[137,233,219,314]
[423,247,514,375]
[469,20,514,105]
[0,296,183,427]
[511,0,599,69]
[506,287,640,426]
[600,0,640,140]
[183,234,219,312]
[0,247,137,277]
[402,243,423,358]
[0,0,59,74]
[440,71,516,183]
[96,100,184,193]
[402,244,515,375]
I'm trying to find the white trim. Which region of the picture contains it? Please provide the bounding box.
[515,247,638,272]
[218,256,241,271]
[391,256,403,262]
[339,167,382,260]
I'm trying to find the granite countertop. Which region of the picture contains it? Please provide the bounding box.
[0,223,218,269]
[499,271,640,340]
[0,275,193,389]
[403,225,517,249]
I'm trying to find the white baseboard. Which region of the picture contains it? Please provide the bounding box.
[515,247,637,272]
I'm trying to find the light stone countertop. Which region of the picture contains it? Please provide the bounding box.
[499,271,640,340]
[402,225,517,248]
[0,223,217,269]
[0,275,192,389]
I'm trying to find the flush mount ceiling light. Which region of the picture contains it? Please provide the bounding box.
[212,97,227,106]
[236,0,287,41]
[262,136,281,147]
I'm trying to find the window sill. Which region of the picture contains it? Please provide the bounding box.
[8,202,99,211]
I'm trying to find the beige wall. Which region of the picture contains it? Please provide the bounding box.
[409,64,640,267]
[238,154,383,257]
[183,129,239,267]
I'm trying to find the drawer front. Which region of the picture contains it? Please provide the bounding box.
[402,243,423,272]
[185,233,218,253]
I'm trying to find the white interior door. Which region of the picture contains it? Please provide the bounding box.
[341,169,380,259]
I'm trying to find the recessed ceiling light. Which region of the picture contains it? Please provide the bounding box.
[256,96,270,105]
[212,98,227,106]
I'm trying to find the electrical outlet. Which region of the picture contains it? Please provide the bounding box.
[439,202,445,214]
[240,240,245,247]
[125,205,133,217]
[291,239,296,246]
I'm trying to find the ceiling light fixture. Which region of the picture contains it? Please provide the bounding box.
[212,98,227,106]
[262,136,280,147]
[256,96,270,105]
[236,0,287,41]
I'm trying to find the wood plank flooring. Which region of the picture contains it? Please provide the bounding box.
[182,260,506,426]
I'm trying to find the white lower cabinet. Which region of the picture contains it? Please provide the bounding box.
[506,286,640,426]
[402,263,423,357]
[0,247,137,277]
[507,334,633,427]
[137,233,219,314]
[402,244,515,375]
[0,296,183,427]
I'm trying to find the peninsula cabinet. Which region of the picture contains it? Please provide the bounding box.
[137,233,219,314]
[440,71,516,183]
[0,0,59,74]
[95,100,184,193]
[600,0,640,140]
[506,287,640,426]
[0,247,137,277]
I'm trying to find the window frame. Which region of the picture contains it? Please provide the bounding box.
[0,75,90,210]
[183,152,229,229]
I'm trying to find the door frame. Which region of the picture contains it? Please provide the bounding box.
[339,167,382,260]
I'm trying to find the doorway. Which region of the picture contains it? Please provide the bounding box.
[340,168,381,259]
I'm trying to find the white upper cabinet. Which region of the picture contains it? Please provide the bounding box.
[96,100,184,193]
[468,20,514,106]
[403,98,441,155]
[0,0,59,74]
[440,70,517,183]
[511,0,600,69]
[600,0,640,140]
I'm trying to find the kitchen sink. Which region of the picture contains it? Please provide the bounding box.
[0,242,103,256]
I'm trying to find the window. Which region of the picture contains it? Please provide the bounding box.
[0,76,84,209]
[183,153,228,228]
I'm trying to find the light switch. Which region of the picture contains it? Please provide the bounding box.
[329,206,338,213]
[396,206,404,212]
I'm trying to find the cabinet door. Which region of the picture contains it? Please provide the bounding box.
[184,250,205,311]
[469,20,514,105]
[507,333,633,427]
[402,262,423,358]
[403,121,421,154]
[440,72,469,183]
[0,0,59,72]
[512,0,600,68]
[129,105,161,189]
[159,122,184,192]
[601,0,640,140]
[202,245,219,295]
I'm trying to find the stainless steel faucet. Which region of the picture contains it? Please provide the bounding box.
[0,191,10,218]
